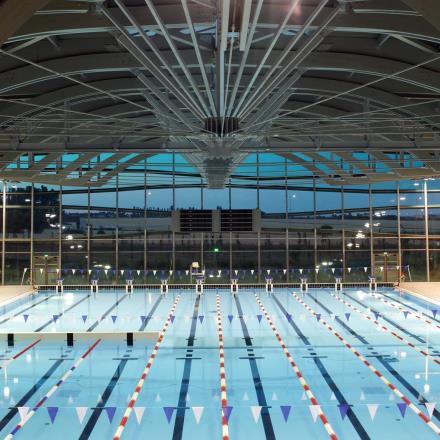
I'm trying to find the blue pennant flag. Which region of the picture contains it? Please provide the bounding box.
[257,315,263,323]
[106,407,116,423]
[222,406,233,422]
[280,405,291,422]
[23,314,29,323]
[316,314,321,322]
[81,315,87,323]
[403,311,409,319]
[111,315,117,323]
[228,315,233,323]
[47,407,58,424]
[198,315,204,324]
[338,404,350,420]
[397,403,407,418]
[163,407,175,424]
[373,311,380,321]
[345,313,351,321]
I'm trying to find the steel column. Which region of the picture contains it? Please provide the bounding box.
[424,179,430,281]
[1,181,6,285]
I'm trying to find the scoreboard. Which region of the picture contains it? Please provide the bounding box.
[172,209,260,232]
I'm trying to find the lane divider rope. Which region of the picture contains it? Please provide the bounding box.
[0,339,41,370]
[4,338,101,439]
[254,293,338,440]
[216,294,229,440]
[113,294,181,440]
[330,292,440,366]
[371,292,440,330]
[292,291,440,436]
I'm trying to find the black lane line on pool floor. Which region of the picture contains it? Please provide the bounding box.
[340,291,427,344]
[0,293,133,433]
[86,293,129,332]
[0,294,42,320]
[34,293,92,332]
[79,294,163,440]
[0,358,65,432]
[306,292,440,423]
[172,295,200,440]
[381,291,440,325]
[0,295,50,326]
[235,295,276,440]
[271,294,370,440]
[0,293,145,434]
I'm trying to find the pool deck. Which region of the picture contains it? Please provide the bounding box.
[399,282,440,306]
[0,285,35,306]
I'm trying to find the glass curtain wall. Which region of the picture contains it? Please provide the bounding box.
[0,165,437,284]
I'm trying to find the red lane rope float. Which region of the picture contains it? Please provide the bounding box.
[254,293,338,440]
[5,338,101,439]
[113,295,181,440]
[371,291,440,330]
[330,291,440,366]
[292,291,440,436]
[1,338,41,370]
[216,294,229,440]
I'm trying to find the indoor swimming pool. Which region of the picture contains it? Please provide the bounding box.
[0,287,438,439]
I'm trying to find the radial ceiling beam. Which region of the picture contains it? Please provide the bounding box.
[226,0,264,117]
[11,5,440,50]
[0,76,427,125]
[243,50,440,135]
[242,4,341,128]
[144,0,209,115]
[232,0,301,117]
[181,0,216,116]
[3,51,440,96]
[2,0,440,189]
[239,0,330,120]
[107,0,206,121]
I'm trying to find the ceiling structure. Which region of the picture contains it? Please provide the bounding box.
[1,0,440,187]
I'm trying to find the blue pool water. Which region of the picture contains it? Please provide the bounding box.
[0,287,438,439]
